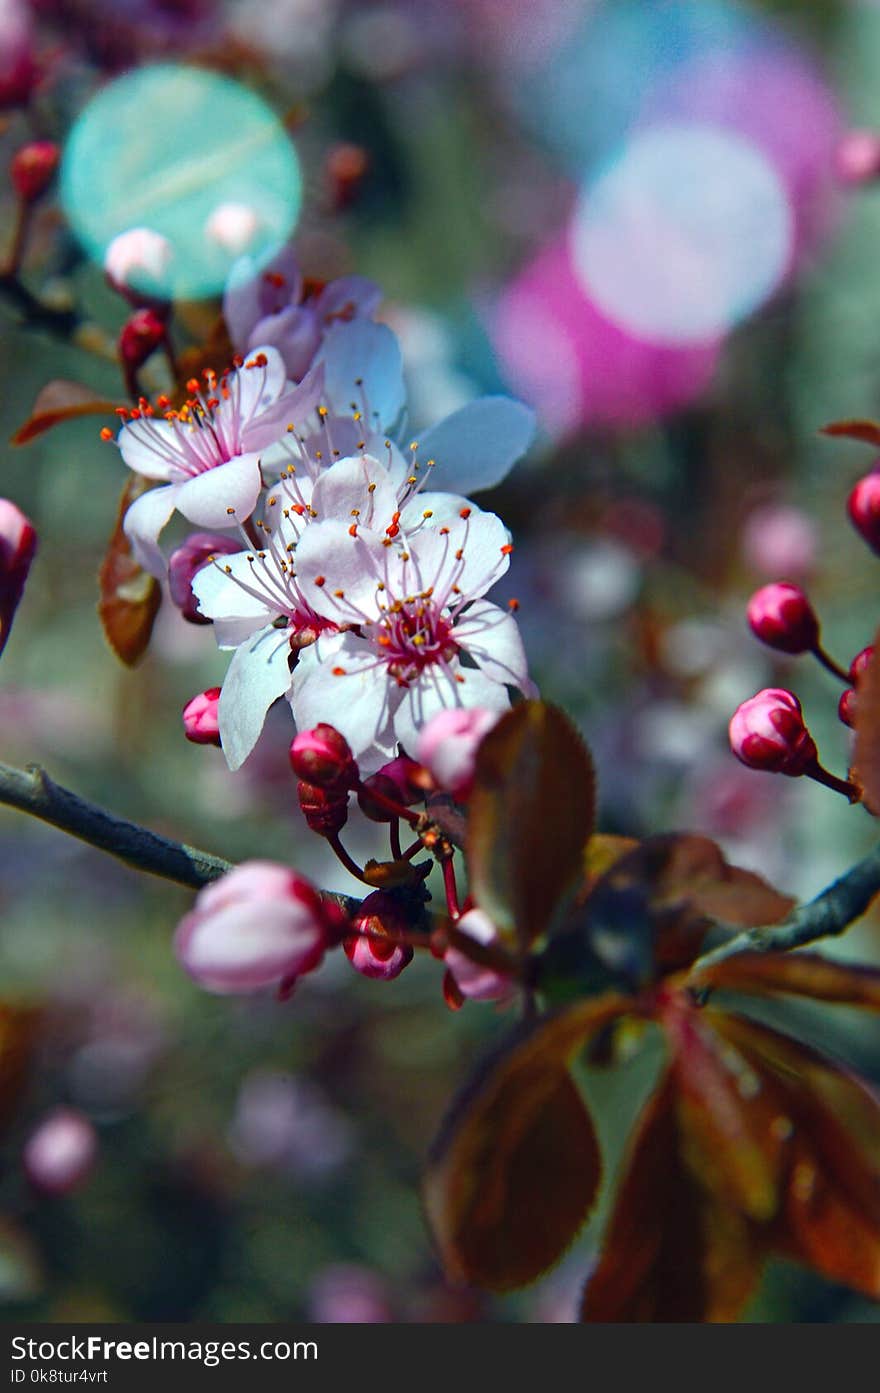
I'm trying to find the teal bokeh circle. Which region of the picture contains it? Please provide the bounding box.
[60,64,302,300]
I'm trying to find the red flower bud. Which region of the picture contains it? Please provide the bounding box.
[729,688,817,776]
[839,688,857,729]
[847,473,880,555]
[836,130,880,186]
[746,582,819,655]
[289,725,357,792]
[298,780,348,837]
[344,892,413,981]
[850,645,875,685]
[0,498,36,659]
[182,688,221,746]
[10,140,58,203]
[118,308,167,372]
[168,531,239,624]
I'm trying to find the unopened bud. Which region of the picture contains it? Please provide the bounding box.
[174,860,336,995]
[118,307,166,371]
[847,473,880,555]
[445,908,514,1003]
[168,532,239,624]
[836,130,880,186]
[746,582,819,655]
[290,725,357,792]
[10,140,58,203]
[850,645,875,685]
[183,688,221,746]
[839,688,857,729]
[416,707,500,802]
[298,780,348,837]
[104,227,173,303]
[729,688,817,775]
[0,497,36,658]
[344,891,413,981]
[23,1108,97,1194]
[205,201,261,256]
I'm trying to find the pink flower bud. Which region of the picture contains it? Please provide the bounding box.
[10,140,58,203]
[848,473,880,555]
[836,130,880,186]
[104,227,173,302]
[850,645,875,685]
[168,531,239,624]
[445,907,514,1003]
[174,860,335,995]
[23,1108,97,1194]
[746,582,819,655]
[0,4,38,111]
[183,688,221,746]
[375,755,422,804]
[289,725,357,792]
[204,201,261,256]
[344,891,413,981]
[0,497,36,659]
[416,707,500,802]
[729,688,817,776]
[118,307,166,371]
[740,503,816,579]
[839,688,857,729]
[298,780,348,837]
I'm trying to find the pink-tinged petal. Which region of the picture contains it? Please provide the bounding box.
[249,304,321,381]
[117,417,181,481]
[218,623,294,770]
[391,661,510,758]
[223,247,303,349]
[454,599,534,693]
[315,275,382,324]
[122,482,179,576]
[445,908,515,1003]
[309,455,398,530]
[293,519,388,622]
[0,498,37,660]
[413,396,536,496]
[174,453,263,530]
[317,320,406,434]
[291,634,398,766]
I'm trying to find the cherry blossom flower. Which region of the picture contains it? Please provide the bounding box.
[224,245,382,382]
[117,347,295,575]
[288,468,534,769]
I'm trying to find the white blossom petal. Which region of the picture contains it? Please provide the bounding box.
[413,397,536,496]
[174,453,264,530]
[317,320,405,434]
[290,633,398,767]
[308,455,398,529]
[454,599,534,694]
[123,483,180,577]
[218,623,294,770]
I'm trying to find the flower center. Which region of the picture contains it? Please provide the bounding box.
[371,599,458,686]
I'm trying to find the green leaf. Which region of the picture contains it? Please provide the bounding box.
[467,701,595,950]
[424,993,627,1291]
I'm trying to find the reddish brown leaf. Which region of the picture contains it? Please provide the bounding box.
[587,835,794,977]
[11,379,119,446]
[665,1004,783,1221]
[425,993,628,1291]
[97,477,162,667]
[581,1072,761,1322]
[713,1012,880,1297]
[691,951,880,1009]
[0,1005,39,1128]
[851,631,880,815]
[468,702,596,950]
[820,419,880,447]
